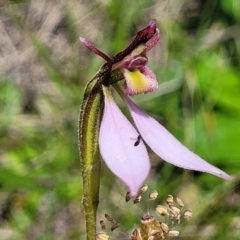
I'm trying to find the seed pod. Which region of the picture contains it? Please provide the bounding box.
[151,232,164,239]
[160,222,169,233]
[176,197,184,208]
[134,195,142,204]
[96,232,109,240]
[125,191,131,202]
[139,184,148,194]
[166,195,174,206]
[105,214,114,223]
[167,230,179,237]
[170,206,181,215]
[155,205,168,216]
[149,190,158,200]
[183,209,193,220]
[100,220,106,230]
[111,222,120,231]
[131,228,141,240]
[170,207,181,221]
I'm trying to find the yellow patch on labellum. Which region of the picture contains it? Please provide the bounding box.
[125,69,150,94]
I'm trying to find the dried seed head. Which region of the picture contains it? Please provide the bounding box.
[167,230,179,237]
[160,222,169,233]
[111,222,120,231]
[125,191,131,202]
[104,214,114,223]
[155,205,168,216]
[96,232,109,240]
[139,184,148,194]
[130,193,191,239]
[100,220,106,230]
[183,209,193,220]
[139,215,168,239]
[149,190,158,200]
[166,195,174,206]
[134,194,142,204]
[129,193,192,239]
[176,197,184,208]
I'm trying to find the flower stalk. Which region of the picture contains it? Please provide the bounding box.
[79,63,111,240]
[79,62,124,239]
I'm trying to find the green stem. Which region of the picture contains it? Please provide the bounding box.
[79,63,110,240]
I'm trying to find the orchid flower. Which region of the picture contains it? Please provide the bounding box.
[80,20,233,198]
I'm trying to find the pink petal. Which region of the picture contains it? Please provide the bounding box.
[139,66,158,82]
[79,37,112,65]
[99,87,150,196]
[146,28,160,52]
[125,96,233,180]
[128,56,148,69]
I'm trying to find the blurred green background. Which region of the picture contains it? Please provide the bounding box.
[0,0,239,239]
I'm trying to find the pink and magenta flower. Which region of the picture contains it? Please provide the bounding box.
[81,20,233,196]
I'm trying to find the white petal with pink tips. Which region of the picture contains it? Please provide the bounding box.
[124,96,233,180]
[99,87,150,196]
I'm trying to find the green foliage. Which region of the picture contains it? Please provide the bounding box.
[0,0,239,239]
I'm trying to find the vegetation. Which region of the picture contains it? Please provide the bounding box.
[0,0,239,239]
